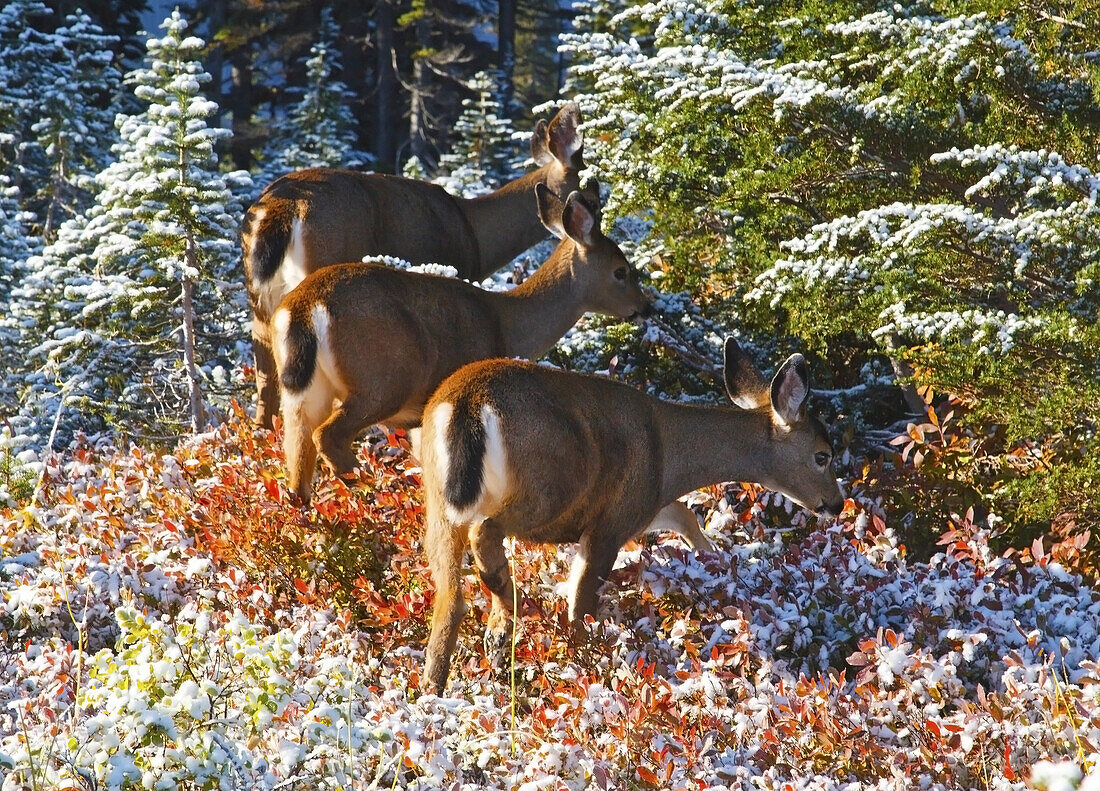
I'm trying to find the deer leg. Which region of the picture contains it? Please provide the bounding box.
[469,518,517,666]
[566,531,624,635]
[281,382,333,505]
[422,509,470,695]
[313,394,392,480]
[638,501,713,552]
[252,322,280,430]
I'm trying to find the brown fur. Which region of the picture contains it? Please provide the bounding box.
[272,189,649,505]
[417,341,847,694]
[243,103,595,429]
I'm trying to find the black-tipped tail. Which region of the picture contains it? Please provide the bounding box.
[279,319,317,394]
[443,398,486,511]
[246,208,294,285]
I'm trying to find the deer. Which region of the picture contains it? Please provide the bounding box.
[271,185,649,505]
[244,103,595,429]
[416,338,847,694]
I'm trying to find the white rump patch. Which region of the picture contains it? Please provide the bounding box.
[479,405,509,511]
[271,307,330,425]
[271,308,292,373]
[440,403,511,524]
[431,403,458,518]
[282,217,309,293]
[309,303,345,400]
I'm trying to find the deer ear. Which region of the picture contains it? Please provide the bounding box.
[769,353,810,427]
[561,191,598,247]
[536,182,567,239]
[546,102,584,167]
[530,118,552,166]
[723,337,769,409]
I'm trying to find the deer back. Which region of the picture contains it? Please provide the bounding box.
[275,263,504,421]
[243,103,591,325]
[243,172,478,324]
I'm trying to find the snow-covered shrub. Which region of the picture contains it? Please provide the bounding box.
[3,418,1099,789]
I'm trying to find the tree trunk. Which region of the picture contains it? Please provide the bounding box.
[180,240,205,433]
[374,0,398,172]
[337,6,371,159]
[229,48,253,172]
[408,14,434,171]
[498,0,516,114]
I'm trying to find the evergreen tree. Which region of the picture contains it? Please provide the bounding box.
[257,6,370,188]
[0,3,120,238]
[0,176,40,424]
[0,0,60,197]
[434,70,522,197]
[16,9,251,442]
[30,9,121,241]
[564,0,1100,535]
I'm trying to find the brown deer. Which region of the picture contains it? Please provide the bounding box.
[417,339,847,693]
[272,186,648,505]
[244,103,594,429]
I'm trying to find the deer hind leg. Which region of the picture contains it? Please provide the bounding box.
[252,322,281,430]
[639,501,713,552]
[313,392,399,480]
[469,518,517,665]
[422,508,471,695]
[281,378,332,505]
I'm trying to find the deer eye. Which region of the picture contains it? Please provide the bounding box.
[814,451,831,468]
[614,266,628,281]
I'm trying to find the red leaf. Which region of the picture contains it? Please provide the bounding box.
[637,766,658,786]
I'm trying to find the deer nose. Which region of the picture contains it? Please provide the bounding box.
[638,301,654,319]
[817,497,845,518]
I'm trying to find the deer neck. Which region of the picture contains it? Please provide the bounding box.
[493,244,583,360]
[653,400,775,504]
[458,166,554,280]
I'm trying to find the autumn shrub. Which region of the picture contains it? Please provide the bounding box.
[5,399,1100,789]
[168,403,432,632]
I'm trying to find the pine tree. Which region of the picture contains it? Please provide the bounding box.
[0,2,121,238]
[258,7,370,187]
[17,9,251,442]
[565,0,1100,535]
[434,70,522,197]
[30,9,122,241]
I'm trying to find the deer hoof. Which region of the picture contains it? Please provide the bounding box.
[483,626,512,668]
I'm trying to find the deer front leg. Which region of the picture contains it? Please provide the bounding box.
[566,531,623,634]
[422,511,470,695]
[252,322,281,430]
[639,501,713,552]
[469,518,517,666]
